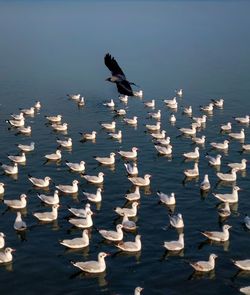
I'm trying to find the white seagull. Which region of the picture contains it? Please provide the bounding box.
[184,163,199,178]
[37,190,60,205]
[17,142,35,152]
[115,202,139,217]
[56,180,79,194]
[183,147,199,160]
[200,174,211,191]
[83,188,102,203]
[116,235,141,252]
[14,212,27,231]
[164,233,184,251]
[71,252,109,273]
[68,203,92,218]
[1,162,18,175]
[4,194,27,209]
[60,229,89,249]
[190,254,218,272]
[125,186,140,201]
[206,154,222,166]
[157,191,176,205]
[94,152,115,165]
[118,147,138,159]
[99,224,123,241]
[216,168,238,182]
[213,186,240,203]
[68,211,93,228]
[169,213,184,228]
[0,248,15,264]
[124,162,138,176]
[228,159,247,170]
[29,176,51,188]
[44,149,62,161]
[83,172,104,184]
[8,152,26,163]
[229,128,245,140]
[128,174,151,187]
[232,259,250,271]
[33,204,59,222]
[210,140,229,150]
[201,224,232,242]
[65,160,85,172]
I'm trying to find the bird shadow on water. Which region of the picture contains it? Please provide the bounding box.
[198,239,230,252]
[0,262,13,272]
[69,270,108,287]
[188,269,216,281]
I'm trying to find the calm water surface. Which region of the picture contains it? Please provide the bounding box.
[0,1,250,294]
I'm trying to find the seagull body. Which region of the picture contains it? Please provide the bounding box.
[221,122,232,132]
[68,203,92,218]
[81,131,97,140]
[229,128,245,140]
[83,188,102,203]
[67,93,80,100]
[183,106,192,115]
[155,136,171,146]
[60,229,89,249]
[125,186,140,201]
[148,110,161,120]
[114,109,126,116]
[116,235,141,252]
[0,233,5,248]
[144,99,155,108]
[1,162,18,174]
[34,101,41,109]
[206,154,222,166]
[83,172,104,184]
[201,224,231,242]
[56,138,72,148]
[190,254,217,272]
[184,163,199,177]
[242,144,250,151]
[119,95,128,103]
[17,142,35,152]
[45,114,62,123]
[212,98,224,108]
[192,115,207,124]
[134,287,144,295]
[169,114,176,123]
[213,186,240,203]
[33,204,59,222]
[71,252,109,273]
[115,202,138,217]
[101,121,116,130]
[134,90,143,97]
[118,147,138,159]
[6,118,25,127]
[14,212,27,231]
[235,115,250,124]
[192,135,206,145]
[51,123,68,132]
[56,180,79,194]
[228,159,247,170]
[11,112,24,120]
[29,176,51,188]
[4,194,27,209]
[78,97,85,106]
[99,224,123,241]
[20,107,35,115]
[218,202,231,218]
[66,160,85,172]
[210,140,229,150]
[240,286,250,295]
[94,152,115,165]
[157,191,176,205]
[0,248,15,264]
[164,233,184,251]
[169,213,184,228]
[121,213,136,231]
[151,130,166,139]
[128,174,151,187]
[37,190,60,205]
[232,259,250,271]
[217,168,238,182]
[200,103,213,112]
[68,211,93,228]
[164,97,176,105]
[183,147,199,159]
[155,144,172,155]
[103,99,115,108]
[17,125,31,134]
[8,152,26,163]
[200,174,211,191]
[179,125,196,136]
[0,183,4,194]
[124,116,138,125]
[244,215,250,230]
[44,149,62,161]
[124,162,138,176]
[145,121,161,132]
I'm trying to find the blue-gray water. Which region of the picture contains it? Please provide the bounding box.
[0,1,250,294]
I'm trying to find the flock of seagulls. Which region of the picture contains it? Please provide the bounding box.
[0,54,249,294]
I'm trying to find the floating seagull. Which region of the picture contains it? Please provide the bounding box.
[157,191,176,205]
[212,98,224,108]
[169,213,184,228]
[78,97,85,106]
[67,93,80,100]
[244,215,250,230]
[119,95,128,103]
[11,112,24,120]
[6,118,25,127]
[60,229,89,249]
[169,114,176,123]
[128,174,151,187]
[116,235,141,252]
[71,252,109,273]
[200,103,213,112]
[148,110,161,120]
[121,212,136,231]
[124,162,138,176]
[206,154,222,166]
[56,180,79,194]
[192,115,207,124]
[33,204,59,222]
[20,107,35,115]
[101,121,116,130]
[1,162,18,175]
[44,149,62,161]
[34,101,41,109]
[65,160,85,172]
[124,116,138,125]
[210,140,229,150]
[94,152,115,165]
[229,128,245,140]
[192,135,206,145]
[83,172,104,184]
[145,121,161,132]
[4,194,27,209]
[190,254,217,272]
[28,175,52,188]
[154,144,172,156]
[103,98,115,108]
[201,224,231,242]
[56,138,72,148]
[164,233,184,251]
[134,287,144,295]
[0,183,4,195]
[164,97,176,105]
[184,162,199,178]
[200,174,210,191]
[0,233,6,249]
[228,159,247,170]
[104,53,135,96]
[242,144,250,151]
[14,212,27,231]
[80,131,97,140]
[17,142,35,152]
[151,130,166,140]
[45,114,62,123]
[114,109,126,116]
[118,147,138,159]
[125,186,140,201]
[68,203,92,218]
[17,125,31,134]
[213,186,240,203]
[68,211,93,228]
[37,190,60,205]
[232,259,250,271]
[175,89,183,97]
[0,248,15,264]
[99,224,123,242]
[235,115,250,124]
[115,202,139,217]
[155,136,171,146]
[144,99,155,108]
[179,125,196,136]
[183,106,192,115]
[216,168,238,182]
[220,122,232,132]
[217,202,231,218]
[183,147,199,160]
[134,90,143,98]
[8,152,26,163]
[239,286,250,295]
[51,123,68,132]
[83,188,102,203]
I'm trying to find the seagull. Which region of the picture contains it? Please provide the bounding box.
[66,160,85,172]
[151,130,166,140]
[229,128,245,140]
[169,114,176,123]
[17,142,35,152]
[128,174,151,187]
[20,106,35,115]
[56,138,72,148]
[0,248,15,264]
[213,186,240,203]
[239,286,250,295]
[242,144,250,151]
[200,103,213,112]
[144,99,155,108]
[83,172,104,184]
[201,224,232,242]
[68,211,93,228]
[14,212,27,231]
[60,229,89,249]
[80,131,97,140]
[104,53,135,96]
[210,140,229,150]
[164,97,176,105]
[103,98,115,108]
[51,123,68,132]
[154,144,172,156]
[6,118,25,127]
[124,116,138,125]
[164,233,184,251]
[216,168,238,182]
[192,115,207,124]
[116,235,141,252]
[101,121,116,130]
[145,121,161,132]
[190,254,218,272]
[192,135,206,145]
[4,194,27,209]
[157,191,176,205]
[17,125,31,134]
[125,186,140,201]
[56,180,79,194]
[220,122,232,132]
[183,106,192,115]
[8,152,26,163]
[44,149,62,161]
[235,115,250,124]
[217,202,231,218]
[232,259,250,271]
[94,152,115,165]
[33,204,59,222]
[11,112,24,121]
[124,162,138,176]
[134,287,144,295]
[1,162,18,175]
[67,93,81,100]
[206,154,222,166]
[71,252,109,273]
[228,159,247,170]
[0,183,4,195]
[78,97,85,106]
[34,101,41,109]
[68,203,92,218]
[119,95,128,103]
[200,174,210,191]
[0,233,6,248]
[134,90,143,97]
[121,212,136,231]
[244,215,250,230]
[118,147,138,159]
[184,162,199,178]
[148,110,161,120]
[37,190,60,205]
[99,224,123,241]
[83,188,102,203]
[155,136,171,146]
[115,202,139,217]
[45,114,62,123]
[179,125,196,136]
[169,213,184,228]
[114,109,126,116]
[28,175,52,188]
[212,98,224,108]
[183,147,199,160]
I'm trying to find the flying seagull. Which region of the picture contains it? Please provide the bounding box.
[104,53,136,96]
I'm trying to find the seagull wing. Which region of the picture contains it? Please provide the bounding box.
[104,53,126,78]
[117,80,134,96]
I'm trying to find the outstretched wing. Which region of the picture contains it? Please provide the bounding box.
[104,53,126,79]
[117,80,134,96]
